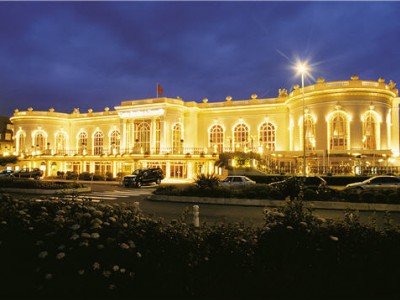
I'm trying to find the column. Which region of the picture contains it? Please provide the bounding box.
[187,161,193,179]
[165,161,171,179]
[113,161,117,178]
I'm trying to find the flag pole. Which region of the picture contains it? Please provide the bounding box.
[156,83,158,98]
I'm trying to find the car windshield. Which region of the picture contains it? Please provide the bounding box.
[132,169,142,175]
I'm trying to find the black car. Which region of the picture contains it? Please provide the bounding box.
[0,169,14,177]
[123,168,164,188]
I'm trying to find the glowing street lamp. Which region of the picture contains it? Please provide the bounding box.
[296,62,308,176]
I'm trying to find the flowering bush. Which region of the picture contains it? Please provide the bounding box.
[1,195,400,298]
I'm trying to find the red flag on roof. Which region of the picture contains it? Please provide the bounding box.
[157,83,164,97]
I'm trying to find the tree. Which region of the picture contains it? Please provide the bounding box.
[0,155,18,166]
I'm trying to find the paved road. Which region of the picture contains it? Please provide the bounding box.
[55,182,400,229]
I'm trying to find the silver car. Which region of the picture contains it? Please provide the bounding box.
[219,176,256,186]
[345,175,400,191]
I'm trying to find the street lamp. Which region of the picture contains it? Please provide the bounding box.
[297,62,308,176]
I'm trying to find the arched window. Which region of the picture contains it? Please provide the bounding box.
[209,125,224,153]
[136,122,151,153]
[329,111,349,150]
[34,131,46,152]
[259,122,275,151]
[55,132,67,154]
[17,131,26,153]
[300,115,316,151]
[110,130,121,154]
[78,131,88,154]
[362,111,378,150]
[172,123,183,154]
[93,131,104,155]
[233,123,249,151]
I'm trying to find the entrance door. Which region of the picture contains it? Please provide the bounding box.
[170,163,186,179]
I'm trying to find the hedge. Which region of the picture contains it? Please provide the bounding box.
[1,195,400,299]
[0,177,85,189]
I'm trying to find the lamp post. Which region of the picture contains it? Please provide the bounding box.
[297,63,308,176]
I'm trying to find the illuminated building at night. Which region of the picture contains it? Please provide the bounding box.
[9,76,400,179]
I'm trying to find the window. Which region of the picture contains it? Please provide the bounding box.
[209,125,224,153]
[329,111,349,150]
[301,115,316,151]
[259,122,275,151]
[93,131,104,155]
[55,132,67,154]
[172,123,183,154]
[110,130,121,154]
[17,131,26,153]
[234,123,249,151]
[135,121,151,153]
[78,131,88,154]
[34,131,46,152]
[362,111,377,150]
[5,133,11,141]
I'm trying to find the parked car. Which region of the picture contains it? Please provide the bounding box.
[123,167,164,188]
[345,175,400,191]
[0,169,14,177]
[219,175,256,186]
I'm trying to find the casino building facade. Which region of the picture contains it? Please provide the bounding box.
[9,75,400,179]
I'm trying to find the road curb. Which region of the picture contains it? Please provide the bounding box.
[148,194,400,212]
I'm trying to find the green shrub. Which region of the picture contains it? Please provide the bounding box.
[65,171,78,180]
[194,173,220,189]
[78,172,93,180]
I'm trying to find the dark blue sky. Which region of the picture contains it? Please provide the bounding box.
[1,1,400,116]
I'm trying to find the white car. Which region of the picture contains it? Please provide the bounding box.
[219,176,256,186]
[345,175,400,191]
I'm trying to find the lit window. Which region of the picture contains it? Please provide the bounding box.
[34,131,46,151]
[234,123,249,151]
[209,125,224,153]
[17,131,26,153]
[135,121,151,153]
[329,111,349,150]
[301,115,315,151]
[362,111,377,150]
[94,131,104,155]
[78,131,88,154]
[172,123,183,154]
[110,130,121,153]
[55,132,67,154]
[259,122,275,151]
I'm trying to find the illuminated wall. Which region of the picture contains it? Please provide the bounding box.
[9,76,400,177]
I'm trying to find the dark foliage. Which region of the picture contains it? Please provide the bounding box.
[0,155,18,166]
[1,196,400,299]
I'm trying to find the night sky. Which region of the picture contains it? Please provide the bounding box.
[1,1,400,116]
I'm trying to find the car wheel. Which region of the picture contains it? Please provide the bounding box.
[136,181,142,188]
[155,178,161,185]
